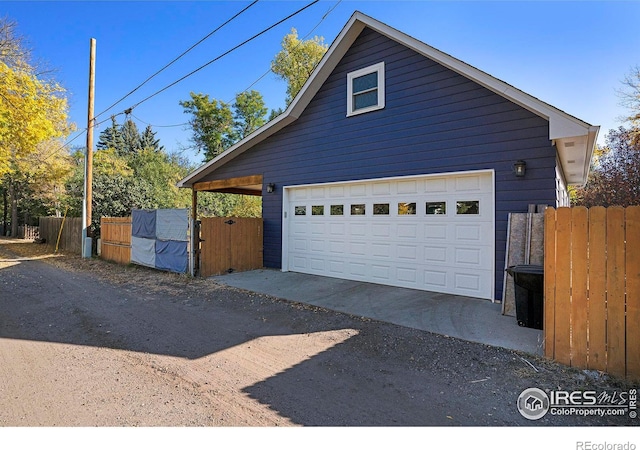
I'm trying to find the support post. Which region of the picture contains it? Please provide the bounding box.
[191,189,200,276]
[82,38,96,257]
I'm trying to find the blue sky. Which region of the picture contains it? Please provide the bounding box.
[3,1,640,166]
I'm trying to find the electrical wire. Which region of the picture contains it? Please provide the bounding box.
[126,0,339,153]
[234,0,341,99]
[131,113,187,129]
[94,0,259,121]
[36,0,322,163]
[35,111,125,164]
[126,0,319,112]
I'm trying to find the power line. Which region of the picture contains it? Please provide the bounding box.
[94,0,259,121]
[235,0,341,99]
[131,113,187,128]
[31,0,262,164]
[41,0,323,163]
[127,0,320,112]
[36,112,126,164]
[129,0,339,154]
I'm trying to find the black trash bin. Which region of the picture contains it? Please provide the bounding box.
[507,264,544,330]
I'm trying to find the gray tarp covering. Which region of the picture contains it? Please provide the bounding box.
[132,209,156,239]
[131,236,156,268]
[155,240,188,273]
[156,209,188,242]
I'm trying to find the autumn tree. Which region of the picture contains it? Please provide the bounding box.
[271,28,327,105]
[0,17,72,235]
[0,17,28,70]
[573,126,640,207]
[573,66,640,207]
[618,65,640,146]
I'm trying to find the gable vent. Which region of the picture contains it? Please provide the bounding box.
[564,141,575,148]
[567,159,576,164]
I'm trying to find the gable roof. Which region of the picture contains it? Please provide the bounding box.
[178,11,599,189]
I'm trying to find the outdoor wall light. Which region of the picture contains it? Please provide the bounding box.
[513,160,526,177]
[266,183,275,193]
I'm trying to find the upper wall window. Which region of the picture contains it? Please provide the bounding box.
[347,62,385,116]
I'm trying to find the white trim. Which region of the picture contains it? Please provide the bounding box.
[346,61,385,116]
[281,186,290,272]
[282,169,494,191]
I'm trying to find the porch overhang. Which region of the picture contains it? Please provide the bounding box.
[193,175,263,196]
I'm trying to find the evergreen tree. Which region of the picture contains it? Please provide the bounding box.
[121,119,141,155]
[96,116,124,152]
[140,125,164,152]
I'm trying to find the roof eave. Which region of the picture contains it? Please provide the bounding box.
[179,11,599,189]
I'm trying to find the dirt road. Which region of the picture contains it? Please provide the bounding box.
[0,239,636,428]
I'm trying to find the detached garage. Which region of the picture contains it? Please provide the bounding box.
[179,11,598,302]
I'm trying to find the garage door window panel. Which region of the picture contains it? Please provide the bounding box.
[373,203,390,215]
[426,202,447,215]
[295,206,307,215]
[351,204,366,215]
[398,202,416,215]
[330,205,344,215]
[456,201,480,215]
[312,205,325,216]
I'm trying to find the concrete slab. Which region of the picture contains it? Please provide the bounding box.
[213,269,544,356]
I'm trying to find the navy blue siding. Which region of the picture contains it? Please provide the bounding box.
[201,28,556,300]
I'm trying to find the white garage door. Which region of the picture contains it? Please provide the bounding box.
[283,171,494,299]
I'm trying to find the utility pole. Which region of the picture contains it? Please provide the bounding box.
[82,38,96,258]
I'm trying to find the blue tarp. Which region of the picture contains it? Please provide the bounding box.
[131,209,156,239]
[155,240,188,274]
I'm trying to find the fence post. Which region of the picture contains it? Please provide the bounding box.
[544,207,556,359]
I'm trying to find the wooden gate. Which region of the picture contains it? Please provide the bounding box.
[199,217,263,277]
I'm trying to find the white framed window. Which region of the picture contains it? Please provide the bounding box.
[347,62,385,116]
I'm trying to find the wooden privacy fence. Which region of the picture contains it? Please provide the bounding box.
[39,216,83,253]
[100,217,132,265]
[544,206,640,380]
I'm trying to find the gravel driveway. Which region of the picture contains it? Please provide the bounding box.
[0,239,636,429]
